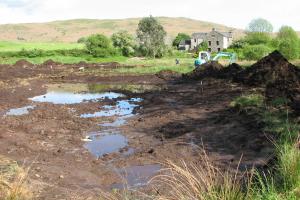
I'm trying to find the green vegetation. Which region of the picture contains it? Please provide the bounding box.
[172,33,191,47]
[228,19,300,61]
[230,94,300,200]
[136,16,167,58]
[111,30,135,56]
[276,26,300,60]
[247,18,274,33]
[0,41,84,52]
[85,34,118,57]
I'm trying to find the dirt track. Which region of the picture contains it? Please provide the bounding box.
[0,61,275,199]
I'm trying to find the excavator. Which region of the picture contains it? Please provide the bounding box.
[195,51,237,68]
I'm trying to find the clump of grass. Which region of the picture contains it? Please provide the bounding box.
[152,151,249,200]
[230,93,264,110]
[230,93,300,200]
[0,156,32,200]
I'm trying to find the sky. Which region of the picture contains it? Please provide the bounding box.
[0,0,299,31]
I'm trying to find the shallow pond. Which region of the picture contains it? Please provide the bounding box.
[5,105,36,116]
[80,98,142,118]
[83,132,128,158]
[112,164,161,189]
[30,91,123,104]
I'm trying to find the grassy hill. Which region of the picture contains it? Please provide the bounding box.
[0,17,243,43]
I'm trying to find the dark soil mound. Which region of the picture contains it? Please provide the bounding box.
[183,61,243,80]
[235,50,300,86]
[156,70,182,80]
[43,59,61,66]
[14,59,34,67]
[183,61,224,80]
[239,50,300,115]
[219,63,243,79]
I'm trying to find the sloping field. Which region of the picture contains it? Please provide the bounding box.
[0,41,84,52]
[0,17,243,42]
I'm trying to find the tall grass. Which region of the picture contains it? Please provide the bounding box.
[152,153,248,200]
[0,157,32,200]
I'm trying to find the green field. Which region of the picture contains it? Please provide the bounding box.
[0,41,84,52]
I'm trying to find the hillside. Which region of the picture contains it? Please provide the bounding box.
[0,17,243,43]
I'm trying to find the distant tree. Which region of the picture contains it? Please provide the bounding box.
[247,18,273,33]
[276,26,299,60]
[244,32,272,45]
[277,26,299,41]
[111,31,135,56]
[85,34,117,57]
[136,16,167,58]
[243,44,272,60]
[172,33,191,47]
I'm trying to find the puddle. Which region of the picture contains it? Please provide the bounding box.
[111,164,161,189]
[30,91,123,104]
[28,83,146,158]
[80,98,142,118]
[5,105,36,116]
[83,132,128,158]
[82,97,143,158]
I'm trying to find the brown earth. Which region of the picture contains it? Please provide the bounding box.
[0,60,280,199]
[185,51,300,115]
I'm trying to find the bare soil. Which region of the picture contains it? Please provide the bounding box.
[0,59,283,199]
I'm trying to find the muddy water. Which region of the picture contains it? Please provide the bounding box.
[5,105,36,116]
[112,164,161,189]
[83,131,128,158]
[82,97,142,158]
[10,83,162,189]
[80,98,142,118]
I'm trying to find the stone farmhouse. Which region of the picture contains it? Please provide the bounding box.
[178,28,234,52]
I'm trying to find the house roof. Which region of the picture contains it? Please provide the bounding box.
[192,32,207,39]
[192,29,233,39]
[218,32,233,38]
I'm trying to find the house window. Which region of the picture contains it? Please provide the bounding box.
[218,48,221,52]
[194,39,197,43]
[208,41,211,46]
[208,48,212,52]
[216,41,220,45]
[212,35,215,38]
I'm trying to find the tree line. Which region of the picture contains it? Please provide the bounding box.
[79,16,168,58]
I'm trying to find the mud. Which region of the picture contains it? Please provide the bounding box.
[0,60,282,199]
[184,51,300,114]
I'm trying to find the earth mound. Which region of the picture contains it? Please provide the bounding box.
[183,61,243,80]
[235,50,300,86]
[237,50,300,114]
[219,63,243,79]
[183,61,224,80]
[14,59,34,67]
[43,59,61,66]
[156,70,182,80]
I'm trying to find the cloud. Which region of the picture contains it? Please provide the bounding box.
[0,0,299,30]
